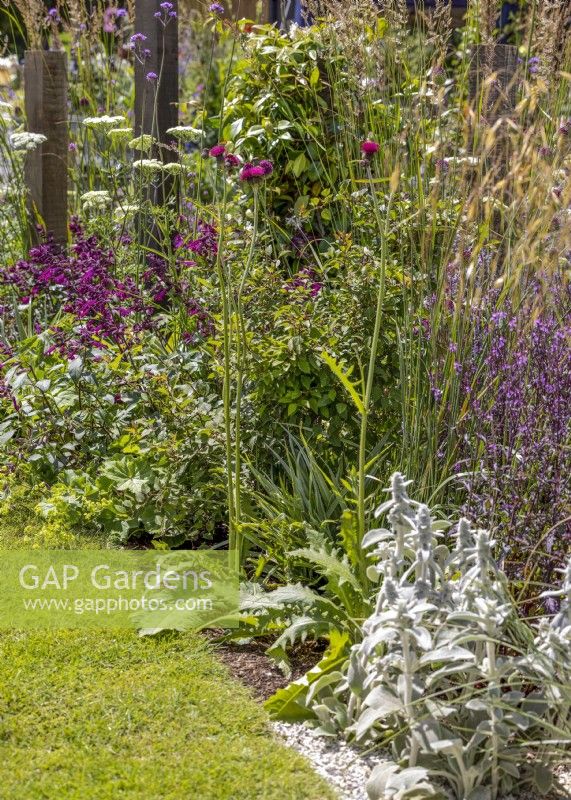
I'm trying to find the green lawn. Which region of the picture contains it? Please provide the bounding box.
[0,511,336,800]
[0,629,336,800]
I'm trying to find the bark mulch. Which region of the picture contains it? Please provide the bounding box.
[204,633,326,701]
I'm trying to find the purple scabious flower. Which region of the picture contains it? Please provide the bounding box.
[209,2,225,13]
[146,71,158,82]
[432,65,446,86]
[130,32,147,44]
[528,55,540,74]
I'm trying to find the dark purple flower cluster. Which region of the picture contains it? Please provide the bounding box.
[283,267,323,300]
[0,221,213,357]
[186,221,218,258]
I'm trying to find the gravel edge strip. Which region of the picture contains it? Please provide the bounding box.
[273,722,571,800]
[272,721,382,800]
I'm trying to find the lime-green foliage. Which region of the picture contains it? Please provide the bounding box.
[0,630,337,800]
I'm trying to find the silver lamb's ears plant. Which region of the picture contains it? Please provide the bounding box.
[375,472,418,564]
[542,557,571,631]
[301,472,570,800]
[448,517,473,571]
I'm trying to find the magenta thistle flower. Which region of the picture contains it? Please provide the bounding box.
[239,163,266,182]
[224,153,241,170]
[209,143,226,158]
[361,139,380,155]
[258,159,274,175]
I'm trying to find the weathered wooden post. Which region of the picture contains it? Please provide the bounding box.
[24,50,68,245]
[231,0,261,20]
[469,44,519,123]
[469,43,519,175]
[134,0,179,169]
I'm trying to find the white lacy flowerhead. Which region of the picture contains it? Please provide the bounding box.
[83,115,126,131]
[81,190,111,210]
[10,132,47,152]
[166,126,201,143]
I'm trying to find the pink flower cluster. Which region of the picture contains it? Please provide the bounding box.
[206,144,273,181]
[239,160,273,183]
[207,143,242,171]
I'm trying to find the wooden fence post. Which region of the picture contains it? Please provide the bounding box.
[469,44,519,122]
[230,0,264,20]
[469,43,519,174]
[134,0,179,171]
[24,50,68,245]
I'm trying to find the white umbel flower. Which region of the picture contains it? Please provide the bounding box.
[132,158,164,176]
[108,128,134,145]
[83,115,125,131]
[128,134,154,153]
[166,125,202,143]
[81,190,111,211]
[10,132,47,152]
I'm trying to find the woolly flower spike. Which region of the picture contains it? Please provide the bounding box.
[209,143,226,158]
[361,138,380,154]
[239,163,266,182]
[10,132,47,152]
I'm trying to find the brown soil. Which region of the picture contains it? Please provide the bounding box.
[204,633,326,701]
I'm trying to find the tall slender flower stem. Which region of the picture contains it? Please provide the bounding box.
[233,186,259,562]
[214,178,236,571]
[357,171,394,580]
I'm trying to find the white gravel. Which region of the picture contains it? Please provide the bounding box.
[273,722,571,800]
[272,721,383,800]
